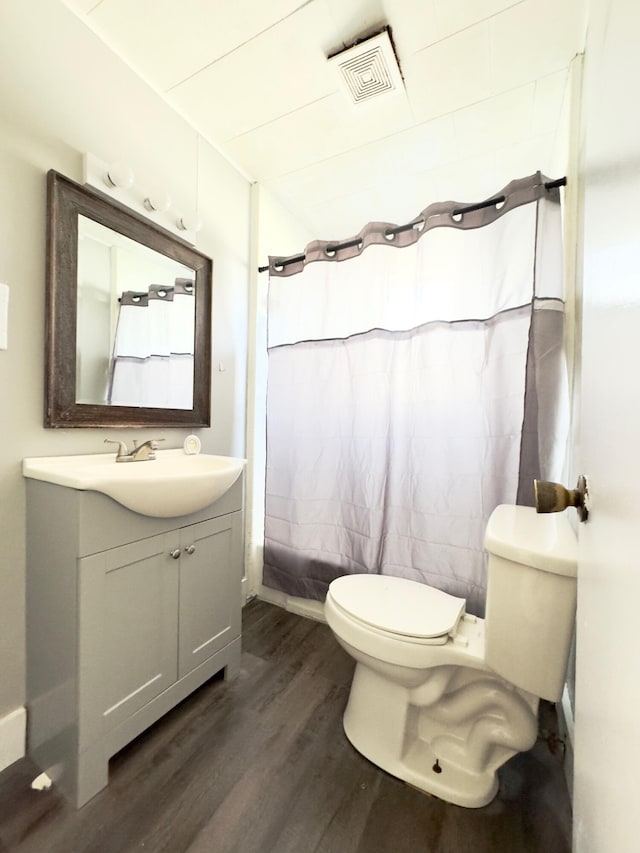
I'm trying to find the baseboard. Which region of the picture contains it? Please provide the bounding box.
[257,585,326,623]
[0,706,26,773]
[556,684,574,805]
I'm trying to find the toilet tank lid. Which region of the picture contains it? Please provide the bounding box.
[485,505,577,577]
[327,575,466,639]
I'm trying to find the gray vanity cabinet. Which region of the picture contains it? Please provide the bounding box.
[177,515,241,677]
[26,477,243,808]
[79,531,180,739]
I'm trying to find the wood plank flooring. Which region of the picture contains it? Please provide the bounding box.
[0,599,572,853]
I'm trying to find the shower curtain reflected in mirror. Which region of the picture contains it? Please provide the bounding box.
[75,211,197,410]
[263,175,567,616]
[108,279,195,409]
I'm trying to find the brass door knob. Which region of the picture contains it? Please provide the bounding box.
[533,475,589,522]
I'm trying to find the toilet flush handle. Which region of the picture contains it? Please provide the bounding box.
[533,475,589,522]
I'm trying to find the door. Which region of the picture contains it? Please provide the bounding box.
[573,1,640,850]
[78,531,179,746]
[178,513,242,678]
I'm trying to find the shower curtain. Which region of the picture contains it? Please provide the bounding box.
[263,174,567,616]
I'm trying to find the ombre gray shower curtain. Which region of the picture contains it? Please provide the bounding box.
[263,174,567,616]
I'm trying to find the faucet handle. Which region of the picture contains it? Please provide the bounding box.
[132,438,165,449]
[104,438,130,458]
[140,437,165,460]
[147,438,165,455]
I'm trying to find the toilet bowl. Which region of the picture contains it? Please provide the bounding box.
[324,505,577,808]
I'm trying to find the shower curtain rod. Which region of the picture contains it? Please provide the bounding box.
[258,176,567,273]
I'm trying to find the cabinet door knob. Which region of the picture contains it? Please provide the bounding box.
[169,548,181,560]
[185,544,196,555]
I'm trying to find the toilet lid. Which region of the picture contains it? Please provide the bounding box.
[328,575,466,639]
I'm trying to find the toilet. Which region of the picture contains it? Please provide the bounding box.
[324,504,577,808]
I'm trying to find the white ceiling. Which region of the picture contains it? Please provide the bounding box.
[63,0,586,238]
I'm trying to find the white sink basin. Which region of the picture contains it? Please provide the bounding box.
[23,449,246,517]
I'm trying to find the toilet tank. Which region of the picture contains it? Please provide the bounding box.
[484,505,577,702]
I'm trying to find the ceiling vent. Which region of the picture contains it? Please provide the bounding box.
[328,29,405,106]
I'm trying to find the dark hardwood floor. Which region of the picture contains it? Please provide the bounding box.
[0,600,572,853]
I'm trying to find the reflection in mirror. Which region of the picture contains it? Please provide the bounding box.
[77,217,195,409]
[46,170,212,428]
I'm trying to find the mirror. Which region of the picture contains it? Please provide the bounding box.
[45,170,212,428]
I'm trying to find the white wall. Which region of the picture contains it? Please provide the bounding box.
[0,0,251,726]
[573,0,640,850]
[244,186,314,598]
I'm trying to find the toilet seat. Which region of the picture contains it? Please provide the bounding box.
[327,575,466,645]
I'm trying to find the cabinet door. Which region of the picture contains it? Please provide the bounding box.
[79,532,179,745]
[178,513,242,679]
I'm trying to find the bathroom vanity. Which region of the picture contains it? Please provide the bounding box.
[25,475,243,808]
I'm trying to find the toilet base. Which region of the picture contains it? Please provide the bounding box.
[344,713,499,808]
[342,660,538,809]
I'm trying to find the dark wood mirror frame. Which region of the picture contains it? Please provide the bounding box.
[45,170,212,428]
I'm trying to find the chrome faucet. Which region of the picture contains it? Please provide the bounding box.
[104,438,165,462]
